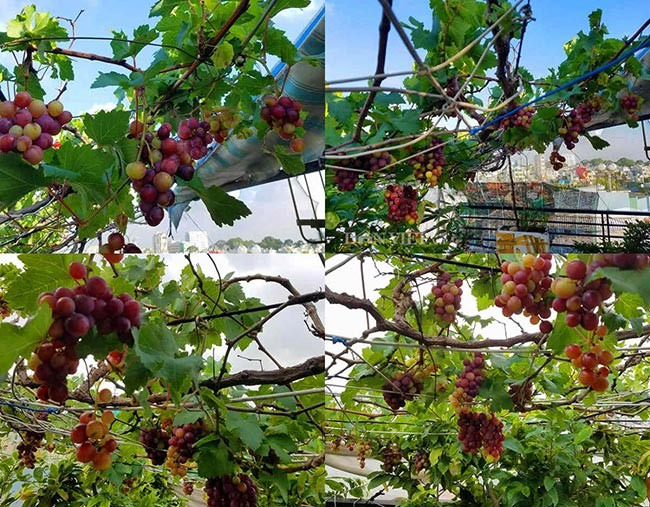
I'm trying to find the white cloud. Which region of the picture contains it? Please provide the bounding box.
[87,102,117,114]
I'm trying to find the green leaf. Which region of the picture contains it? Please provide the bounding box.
[225,412,265,451]
[593,267,650,306]
[82,109,131,146]
[547,316,573,354]
[0,305,51,374]
[133,322,203,401]
[183,181,252,227]
[325,211,340,230]
[613,292,644,319]
[0,153,49,211]
[211,41,234,69]
[273,144,305,175]
[583,132,610,150]
[503,437,524,454]
[173,410,203,426]
[266,27,298,65]
[5,255,77,312]
[110,30,130,60]
[197,443,234,478]
[91,72,130,89]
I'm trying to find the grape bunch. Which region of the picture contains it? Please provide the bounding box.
[166,420,208,477]
[558,103,595,150]
[564,342,613,392]
[355,440,372,469]
[139,426,171,465]
[332,152,391,191]
[17,431,45,468]
[385,184,419,225]
[413,450,429,474]
[260,94,305,153]
[70,410,118,471]
[431,271,463,325]
[0,92,72,165]
[449,353,485,414]
[381,444,403,473]
[205,474,258,507]
[500,105,535,130]
[481,413,505,460]
[508,380,533,411]
[620,93,641,121]
[550,150,566,171]
[595,253,650,270]
[99,231,142,262]
[382,370,424,411]
[204,107,241,144]
[493,254,554,333]
[29,340,79,403]
[457,412,504,460]
[550,259,613,331]
[127,118,209,227]
[39,262,142,346]
[410,139,445,186]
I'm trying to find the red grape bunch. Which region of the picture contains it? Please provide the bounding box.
[127,117,210,227]
[204,107,241,144]
[410,138,445,187]
[99,232,142,263]
[564,342,613,392]
[41,262,143,345]
[431,271,463,325]
[449,353,485,414]
[508,380,533,411]
[493,254,554,333]
[500,105,536,130]
[355,440,372,469]
[332,151,391,191]
[480,413,505,460]
[558,103,595,150]
[381,444,403,473]
[593,253,650,271]
[619,93,641,121]
[260,94,305,153]
[70,410,118,471]
[166,420,208,477]
[139,426,171,465]
[205,474,258,507]
[550,259,613,331]
[28,339,79,403]
[385,184,419,225]
[0,91,72,165]
[382,370,424,411]
[550,150,566,171]
[457,412,504,461]
[413,450,429,474]
[17,431,45,468]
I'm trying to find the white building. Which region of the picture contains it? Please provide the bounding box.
[153,232,168,253]
[185,231,210,252]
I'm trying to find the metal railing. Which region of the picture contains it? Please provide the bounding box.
[460,204,650,252]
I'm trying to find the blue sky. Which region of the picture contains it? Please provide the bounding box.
[326,0,650,160]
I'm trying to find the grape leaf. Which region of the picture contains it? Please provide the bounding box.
[0,305,51,374]
[592,267,650,306]
[0,153,49,211]
[211,41,234,69]
[197,443,234,478]
[83,109,131,146]
[266,27,297,65]
[179,179,252,227]
[273,144,305,175]
[225,412,265,451]
[91,71,130,89]
[5,255,78,312]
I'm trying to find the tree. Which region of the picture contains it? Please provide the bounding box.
[325,3,647,253]
[0,1,313,252]
[0,254,325,506]
[259,236,284,251]
[325,253,650,506]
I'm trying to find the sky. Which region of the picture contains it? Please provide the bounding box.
[0,0,325,244]
[326,0,650,160]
